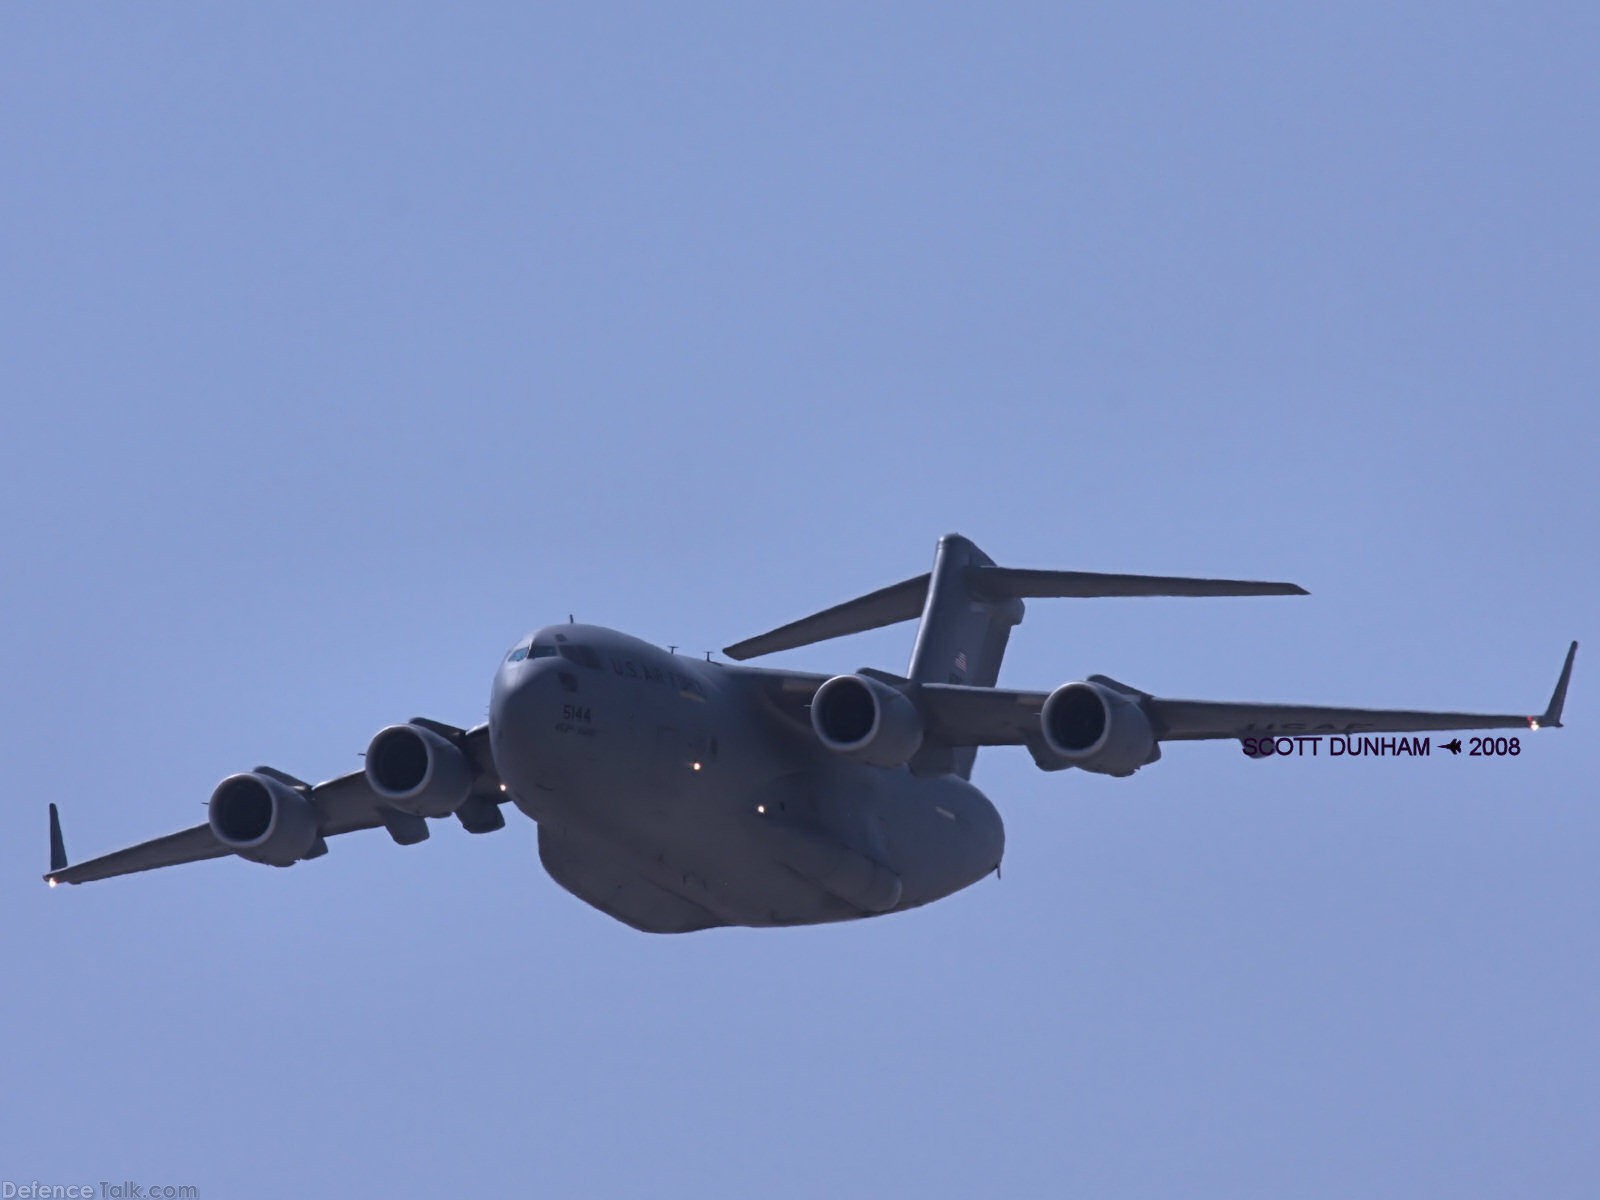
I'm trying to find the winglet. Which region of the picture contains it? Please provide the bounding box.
[1533,640,1578,729]
[48,802,68,880]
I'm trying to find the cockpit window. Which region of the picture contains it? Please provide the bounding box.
[510,640,561,663]
[559,643,601,669]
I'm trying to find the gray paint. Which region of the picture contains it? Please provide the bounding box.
[905,534,1024,778]
[490,624,1003,932]
[42,534,1575,936]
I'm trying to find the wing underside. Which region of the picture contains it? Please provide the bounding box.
[920,641,1576,746]
[727,643,1576,752]
[47,722,502,886]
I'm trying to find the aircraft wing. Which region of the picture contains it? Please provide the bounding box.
[917,641,1577,745]
[46,821,237,883]
[727,663,832,729]
[726,642,1575,750]
[46,722,503,886]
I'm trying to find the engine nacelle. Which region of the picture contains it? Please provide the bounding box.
[811,674,924,768]
[208,772,321,866]
[1038,681,1158,777]
[365,723,474,817]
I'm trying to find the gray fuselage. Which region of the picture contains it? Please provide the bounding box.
[488,625,1004,931]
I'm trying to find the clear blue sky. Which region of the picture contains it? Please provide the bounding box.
[3,4,1594,1197]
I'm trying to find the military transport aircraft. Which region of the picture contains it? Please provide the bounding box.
[45,535,1576,933]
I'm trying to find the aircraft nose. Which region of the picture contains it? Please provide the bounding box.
[505,657,570,717]
[490,660,566,789]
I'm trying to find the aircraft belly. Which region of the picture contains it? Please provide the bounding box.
[792,767,1006,911]
[537,804,860,928]
[492,639,1003,930]
[537,824,725,934]
[530,765,1003,931]
[870,776,1006,908]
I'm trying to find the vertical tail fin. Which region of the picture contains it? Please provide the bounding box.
[906,535,1024,687]
[722,533,1305,778]
[905,535,1023,777]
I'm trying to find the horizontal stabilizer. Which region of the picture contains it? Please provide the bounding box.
[724,573,931,661]
[724,544,1307,661]
[970,566,1306,599]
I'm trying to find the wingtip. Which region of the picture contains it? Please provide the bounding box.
[1535,640,1577,729]
[48,802,67,876]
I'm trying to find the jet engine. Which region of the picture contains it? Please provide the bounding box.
[208,772,321,866]
[1038,681,1158,777]
[810,674,924,768]
[365,723,474,817]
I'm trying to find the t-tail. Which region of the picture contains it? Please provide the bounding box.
[723,533,1307,779]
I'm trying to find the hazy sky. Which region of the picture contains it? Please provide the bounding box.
[3,4,1594,1197]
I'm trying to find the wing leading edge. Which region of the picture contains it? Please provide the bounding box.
[914,641,1577,746]
[726,643,1576,754]
[46,722,502,886]
[725,566,1306,661]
